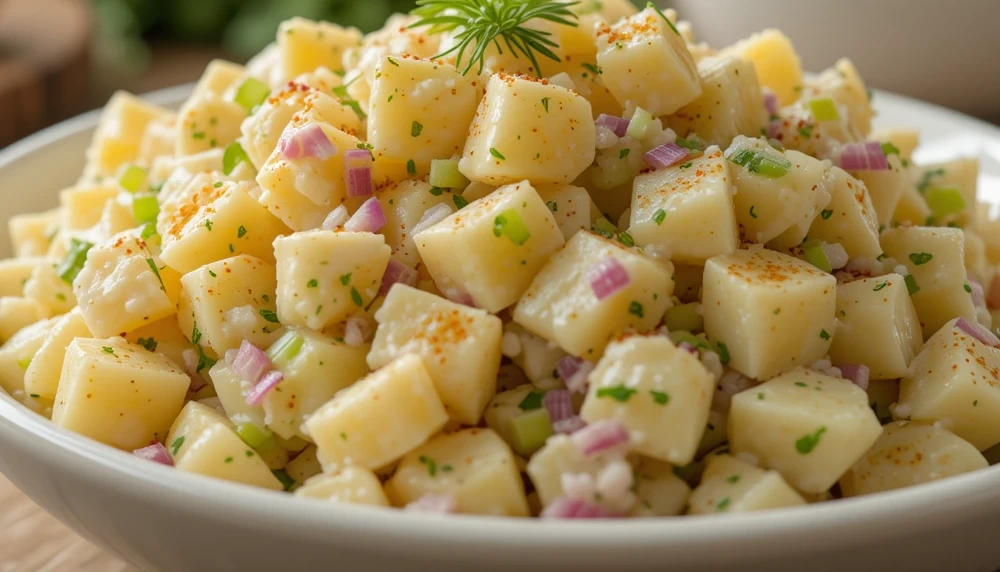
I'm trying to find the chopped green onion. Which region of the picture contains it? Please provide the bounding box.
[626,107,654,140]
[429,159,469,189]
[596,384,637,402]
[223,142,251,176]
[618,231,635,247]
[591,217,617,239]
[272,469,296,491]
[508,409,553,456]
[652,208,666,225]
[808,98,839,121]
[665,303,703,333]
[259,309,280,323]
[795,426,827,454]
[406,159,416,174]
[236,422,273,448]
[802,238,832,272]
[170,436,185,456]
[118,165,147,193]
[905,274,920,295]
[492,209,531,246]
[727,147,792,178]
[132,194,159,225]
[925,187,965,218]
[646,2,681,36]
[266,331,304,369]
[234,78,271,114]
[518,391,545,411]
[880,142,900,157]
[674,137,703,151]
[908,252,933,265]
[489,147,506,161]
[56,238,95,284]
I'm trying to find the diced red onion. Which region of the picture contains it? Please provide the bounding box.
[405,493,456,513]
[189,375,207,393]
[543,390,574,424]
[541,497,620,519]
[344,316,370,347]
[379,259,419,296]
[712,369,755,412]
[838,141,889,171]
[411,203,453,238]
[988,275,1000,310]
[587,257,631,301]
[571,419,629,457]
[767,120,782,140]
[762,89,778,116]
[230,340,273,385]
[595,114,629,137]
[955,317,1000,347]
[245,370,284,406]
[837,364,870,391]
[557,356,594,394]
[644,143,688,170]
[322,205,350,230]
[279,124,338,161]
[553,415,587,435]
[969,279,986,309]
[677,342,698,355]
[821,242,849,270]
[344,197,387,233]
[343,149,373,197]
[440,286,476,308]
[133,442,174,466]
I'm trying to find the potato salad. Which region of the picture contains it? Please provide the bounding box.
[2,0,1000,519]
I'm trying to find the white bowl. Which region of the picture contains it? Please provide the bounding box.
[2,87,1000,572]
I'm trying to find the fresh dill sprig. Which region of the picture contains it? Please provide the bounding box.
[409,0,580,77]
[646,1,681,37]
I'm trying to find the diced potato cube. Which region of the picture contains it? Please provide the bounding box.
[278,18,361,77]
[458,74,595,186]
[124,317,197,374]
[804,59,872,138]
[52,337,190,450]
[667,54,767,146]
[840,421,987,497]
[295,467,389,505]
[525,434,617,507]
[898,319,1000,450]
[174,423,283,490]
[385,428,529,516]
[963,229,990,288]
[0,318,54,396]
[0,296,50,343]
[595,8,700,116]
[190,60,245,101]
[0,257,44,297]
[829,275,922,380]
[304,354,448,472]
[284,445,322,483]
[74,230,180,337]
[880,226,976,338]
[871,128,919,161]
[166,401,232,460]
[83,92,173,178]
[534,184,592,241]
[805,167,881,258]
[725,136,832,246]
[513,231,673,359]
[893,180,932,227]
[8,208,60,257]
[505,322,566,384]
[367,56,481,176]
[629,146,738,264]
[688,454,806,514]
[703,248,836,380]
[369,285,502,425]
[377,180,455,267]
[415,181,564,312]
[581,335,714,465]
[915,158,978,227]
[848,153,908,227]
[721,29,803,105]
[177,255,280,355]
[729,368,882,493]
[274,230,390,330]
[138,112,177,164]
[208,360,266,430]
[59,185,118,230]
[158,176,290,274]
[629,457,692,517]
[22,262,75,316]
[263,328,370,440]
[23,308,92,400]
[175,95,246,156]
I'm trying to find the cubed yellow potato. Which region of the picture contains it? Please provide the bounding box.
[0,318,54,396]
[208,360,266,430]
[0,257,44,297]
[0,297,49,342]
[22,262,75,315]
[849,153,908,227]
[505,322,567,385]
[806,166,881,258]
[138,112,177,164]
[880,226,976,338]
[871,128,919,161]
[829,275,922,380]
[263,328,370,441]
[177,255,280,355]
[893,178,932,227]
[629,456,692,517]
[59,185,118,230]
[377,180,456,266]
[367,55,481,176]
[415,181,565,312]
[458,73,594,186]
[190,60,245,101]
[513,231,673,359]
[295,467,389,505]
[23,308,91,400]
[915,158,978,227]
[668,54,767,147]
[277,18,361,77]
[83,92,173,178]
[534,184,592,241]
[556,63,626,120]
[729,368,882,493]
[898,319,1000,450]
[73,230,180,337]
[721,29,802,105]
[166,401,232,460]
[977,202,1000,264]
[284,445,322,483]
[174,423,283,491]
[274,230,390,330]
[255,122,362,230]
[97,194,139,238]
[703,248,836,380]
[595,8,700,116]
[629,146,738,264]
[124,317,197,373]
[805,59,872,138]
[304,354,448,472]
[581,335,714,465]
[840,421,987,497]
[158,176,290,274]
[175,95,246,156]
[369,285,502,425]
[688,454,806,514]
[725,136,832,246]
[525,434,610,508]
[385,428,529,517]
[52,337,190,450]
[241,86,362,170]
[8,208,59,257]
[963,230,990,288]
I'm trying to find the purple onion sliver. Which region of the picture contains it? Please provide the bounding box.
[595,114,630,137]
[405,494,456,513]
[588,257,631,301]
[837,363,870,391]
[762,89,778,116]
[232,340,273,385]
[344,197,387,233]
[955,317,1000,347]
[543,390,574,424]
[553,416,587,435]
[379,259,419,296]
[969,280,986,308]
[245,370,284,406]
[644,143,688,170]
[279,124,337,161]
[541,497,620,519]
[133,442,174,466]
[571,419,629,457]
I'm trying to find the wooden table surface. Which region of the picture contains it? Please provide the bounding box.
[0,473,134,572]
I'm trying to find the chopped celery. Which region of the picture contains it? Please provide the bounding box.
[272,469,296,491]
[234,78,271,114]
[429,159,469,189]
[665,303,703,333]
[223,142,251,176]
[132,194,160,225]
[508,409,553,456]
[236,422,273,448]
[925,187,965,218]
[118,165,147,193]
[626,107,654,139]
[802,238,832,272]
[808,98,839,121]
[56,238,95,285]
[266,331,304,370]
[727,147,792,178]
[591,216,617,239]
[905,274,920,295]
[493,209,532,246]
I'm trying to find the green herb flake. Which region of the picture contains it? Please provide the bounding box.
[821,209,833,220]
[649,390,669,405]
[102,346,116,356]
[905,275,920,295]
[518,391,545,411]
[873,282,888,292]
[794,382,808,387]
[224,456,233,464]
[411,121,424,137]
[406,159,416,175]
[647,1,681,36]
[419,455,438,477]
[582,62,602,75]
[137,338,157,352]
[749,205,758,219]
[716,341,731,365]
[260,309,280,323]
[490,147,506,161]
[795,427,827,454]
[726,474,740,484]
[628,301,644,318]
[237,225,248,239]
[204,220,213,231]
[170,437,185,456]
[679,161,693,169]
[620,148,631,159]
[350,287,363,307]
[340,273,352,285]
[618,231,635,247]
[653,209,666,225]
[453,194,469,209]
[546,200,558,213]
[387,56,400,66]
[429,186,444,196]
[715,497,730,511]
[820,329,830,340]
[909,252,933,265]
[596,385,637,402]
[541,97,551,112]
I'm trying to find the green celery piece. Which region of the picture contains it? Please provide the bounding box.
[429,159,469,189]
[802,238,832,272]
[665,303,703,333]
[508,409,553,456]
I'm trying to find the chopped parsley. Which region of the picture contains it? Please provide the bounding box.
[916,168,945,194]
[819,329,830,340]
[795,427,827,454]
[340,432,348,441]
[350,287,363,307]
[419,455,438,477]
[102,346,116,356]
[245,450,254,457]
[798,124,814,139]
[429,186,444,196]
[880,142,900,157]
[137,337,157,351]
[546,200,558,213]
[649,390,669,405]
[618,231,635,247]
[170,436,185,456]
[908,252,933,265]
[224,456,233,464]
[411,121,424,137]
[628,301,644,318]
[237,225,248,239]
[965,283,973,293]
[541,97,550,112]
[726,474,740,484]
[794,381,808,388]
[873,282,887,292]
[620,148,631,159]
[715,497,730,511]
[716,341,731,365]
[653,209,666,225]
[208,270,217,278]
[260,309,280,323]
[307,279,318,288]
[749,206,758,219]
[407,159,416,175]
[518,391,545,411]
[453,194,469,209]
[213,181,223,188]
[582,62,602,76]
[340,273,352,285]
[387,56,399,66]
[757,392,765,400]
[821,209,833,220]
[596,385,637,402]
[490,147,506,161]
[905,275,920,295]
[679,161,693,169]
